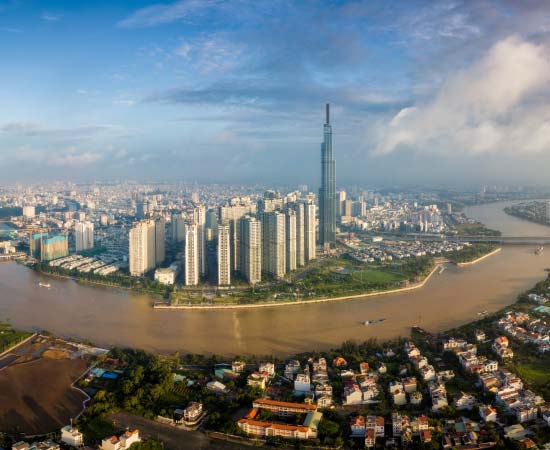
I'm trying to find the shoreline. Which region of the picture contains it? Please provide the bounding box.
[31,247,501,312]
[154,263,442,310]
[456,247,502,267]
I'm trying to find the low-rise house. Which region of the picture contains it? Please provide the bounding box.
[183,402,203,424]
[359,362,370,375]
[365,416,385,437]
[542,410,550,426]
[317,394,333,408]
[343,383,363,405]
[479,405,497,422]
[333,356,347,368]
[259,362,275,376]
[475,329,486,341]
[454,392,476,410]
[284,360,300,379]
[420,364,436,381]
[410,390,423,405]
[248,371,269,390]
[13,442,59,450]
[294,373,311,393]
[442,337,468,350]
[393,389,407,406]
[514,404,538,423]
[101,430,140,450]
[364,428,376,448]
[403,377,417,394]
[437,370,455,381]
[232,360,247,373]
[350,415,366,436]
[392,413,410,437]
[60,425,84,447]
[410,415,429,434]
[206,380,227,393]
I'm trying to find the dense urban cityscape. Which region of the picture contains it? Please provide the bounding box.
[2,1,550,450]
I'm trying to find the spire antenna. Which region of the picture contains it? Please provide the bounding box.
[326,103,330,125]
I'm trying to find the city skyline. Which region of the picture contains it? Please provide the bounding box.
[2,1,550,185]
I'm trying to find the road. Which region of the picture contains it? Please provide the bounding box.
[109,412,250,450]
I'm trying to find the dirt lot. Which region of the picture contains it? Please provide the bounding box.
[0,357,88,435]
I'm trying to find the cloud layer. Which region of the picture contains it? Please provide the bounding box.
[375,35,550,156]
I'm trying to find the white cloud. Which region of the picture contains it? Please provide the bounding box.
[41,12,62,22]
[374,35,550,156]
[118,0,220,28]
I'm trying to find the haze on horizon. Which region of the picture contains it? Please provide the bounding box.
[1,0,550,187]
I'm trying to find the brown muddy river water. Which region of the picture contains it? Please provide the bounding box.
[0,201,548,356]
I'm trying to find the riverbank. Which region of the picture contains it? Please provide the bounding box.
[154,263,442,310]
[456,247,502,266]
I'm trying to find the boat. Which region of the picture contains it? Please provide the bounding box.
[38,282,51,288]
[363,318,386,326]
[535,246,544,255]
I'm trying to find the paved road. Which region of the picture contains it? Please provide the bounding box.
[109,412,250,450]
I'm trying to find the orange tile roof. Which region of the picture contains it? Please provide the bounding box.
[253,398,317,411]
[238,418,309,433]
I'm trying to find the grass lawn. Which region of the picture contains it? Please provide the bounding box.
[351,269,405,284]
[0,323,32,353]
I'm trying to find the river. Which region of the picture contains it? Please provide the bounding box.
[0,202,549,356]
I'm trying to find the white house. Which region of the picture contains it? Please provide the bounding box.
[294,373,311,393]
[60,425,84,447]
[479,405,497,422]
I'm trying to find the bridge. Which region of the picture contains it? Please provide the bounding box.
[380,233,550,245]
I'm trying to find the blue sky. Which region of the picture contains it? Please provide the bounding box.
[1,0,550,186]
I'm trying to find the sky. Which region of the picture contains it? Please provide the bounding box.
[1,0,550,187]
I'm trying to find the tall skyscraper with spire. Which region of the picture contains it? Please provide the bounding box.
[319,103,336,249]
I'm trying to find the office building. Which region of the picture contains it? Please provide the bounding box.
[129,220,156,276]
[262,211,286,279]
[319,103,336,249]
[217,224,231,286]
[304,200,316,262]
[184,223,199,286]
[285,210,297,272]
[75,221,94,252]
[240,216,262,284]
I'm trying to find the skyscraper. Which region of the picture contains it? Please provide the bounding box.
[304,200,316,262]
[240,215,262,285]
[292,202,305,267]
[193,204,207,276]
[41,234,69,261]
[285,209,297,272]
[154,216,166,265]
[319,103,336,249]
[217,224,231,286]
[129,220,156,276]
[262,211,286,279]
[75,221,94,252]
[184,223,199,286]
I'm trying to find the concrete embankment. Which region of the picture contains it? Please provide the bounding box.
[154,264,442,311]
[456,247,502,267]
